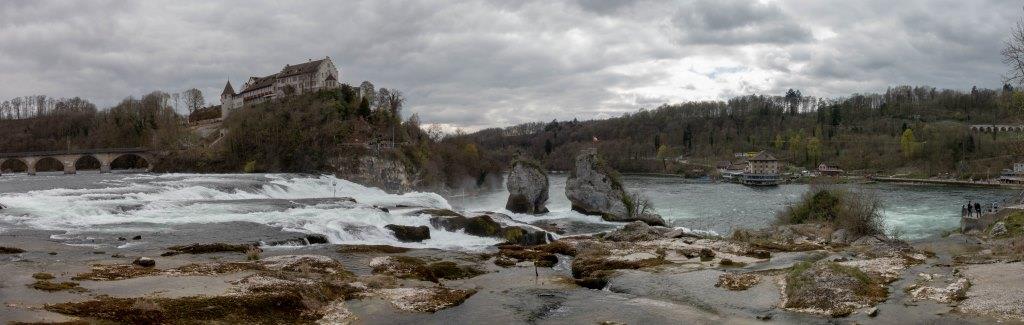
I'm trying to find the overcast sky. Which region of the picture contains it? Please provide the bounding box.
[0,0,1020,130]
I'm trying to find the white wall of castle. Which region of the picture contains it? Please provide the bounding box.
[220,57,340,119]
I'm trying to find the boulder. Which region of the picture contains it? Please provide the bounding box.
[385,224,431,242]
[782,261,887,317]
[829,228,851,244]
[369,256,483,282]
[990,222,1008,238]
[377,287,477,312]
[132,257,156,268]
[906,274,970,303]
[604,221,666,242]
[699,248,715,261]
[716,273,760,291]
[505,159,549,214]
[429,214,550,246]
[564,148,665,226]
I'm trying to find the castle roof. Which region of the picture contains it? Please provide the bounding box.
[325,74,336,81]
[222,81,235,96]
[240,74,277,93]
[279,58,326,78]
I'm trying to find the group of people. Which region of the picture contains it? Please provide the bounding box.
[962,200,999,218]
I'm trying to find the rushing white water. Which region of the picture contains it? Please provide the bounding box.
[0,173,503,250]
[1,172,1016,249]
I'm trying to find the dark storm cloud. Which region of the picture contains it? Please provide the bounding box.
[0,0,1019,130]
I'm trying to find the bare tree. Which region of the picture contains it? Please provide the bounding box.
[384,89,405,117]
[375,88,391,112]
[172,92,181,113]
[1002,9,1024,86]
[182,88,205,114]
[359,81,375,102]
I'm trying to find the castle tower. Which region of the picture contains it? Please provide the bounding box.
[221,81,236,118]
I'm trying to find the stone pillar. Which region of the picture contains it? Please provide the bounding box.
[57,155,79,175]
[24,157,37,176]
[96,153,115,173]
[140,154,155,172]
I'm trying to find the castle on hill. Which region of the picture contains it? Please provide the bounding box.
[220,56,340,117]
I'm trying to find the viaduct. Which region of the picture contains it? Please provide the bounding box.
[0,148,154,176]
[969,124,1024,133]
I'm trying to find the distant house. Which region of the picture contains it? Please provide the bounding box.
[1000,162,1024,184]
[740,151,781,186]
[717,160,747,181]
[221,56,341,118]
[817,163,844,176]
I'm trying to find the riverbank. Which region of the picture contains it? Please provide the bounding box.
[871,176,1024,189]
[2,212,1021,323]
[1,173,1022,323]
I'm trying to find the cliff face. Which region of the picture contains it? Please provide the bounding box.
[332,153,413,193]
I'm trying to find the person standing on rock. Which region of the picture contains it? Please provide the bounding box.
[974,202,982,217]
[962,204,968,218]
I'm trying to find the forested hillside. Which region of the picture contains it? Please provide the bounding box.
[0,85,503,191]
[0,93,190,153]
[464,86,1024,178]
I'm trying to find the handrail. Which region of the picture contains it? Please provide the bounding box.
[0,148,149,158]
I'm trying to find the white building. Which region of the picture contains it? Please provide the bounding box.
[1001,162,1024,184]
[221,57,340,118]
[741,151,781,186]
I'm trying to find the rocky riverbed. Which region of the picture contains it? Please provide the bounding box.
[2,207,1022,324]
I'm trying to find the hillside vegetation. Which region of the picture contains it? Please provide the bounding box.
[464,86,1024,178]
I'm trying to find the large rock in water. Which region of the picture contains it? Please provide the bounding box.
[505,159,549,214]
[564,148,666,226]
[385,225,430,242]
[429,213,551,246]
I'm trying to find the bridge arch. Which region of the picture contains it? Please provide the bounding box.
[0,158,29,174]
[109,153,152,171]
[74,155,102,172]
[33,157,65,174]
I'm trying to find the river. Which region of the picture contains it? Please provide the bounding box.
[0,172,1019,250]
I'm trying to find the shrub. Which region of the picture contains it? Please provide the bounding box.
[777,185,883,237]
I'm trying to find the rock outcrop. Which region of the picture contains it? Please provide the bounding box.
[782,260,887,317]
[990,221,1008,238]
[603,221,666,242]
[505,159,549,214]
[385,225,430,242]
[333,154,413,193]
[564,148,665,226]
[428,212,550,246]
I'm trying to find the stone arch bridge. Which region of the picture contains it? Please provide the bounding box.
[0,148,155,176]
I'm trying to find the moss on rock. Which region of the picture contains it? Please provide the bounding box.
[31,280,86,292]
[783,261,887,317]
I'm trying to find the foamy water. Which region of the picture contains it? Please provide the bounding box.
[0,173,1017,249]
[0,173,500,250]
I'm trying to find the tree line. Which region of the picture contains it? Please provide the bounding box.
[462,85,1024,179]
[0,91,189,153]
